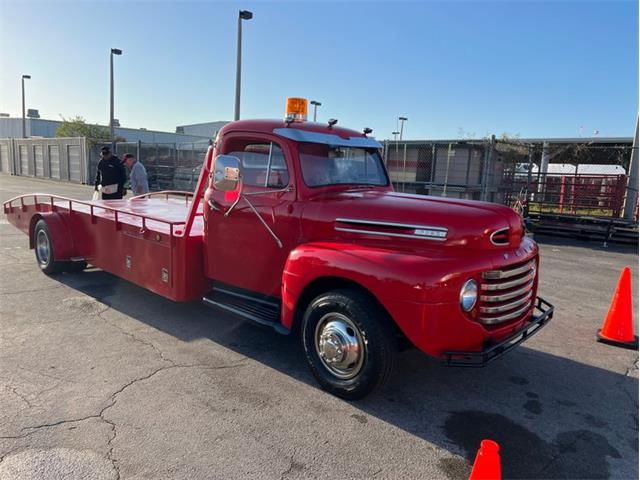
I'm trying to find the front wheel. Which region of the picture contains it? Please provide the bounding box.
[301,289,396,400]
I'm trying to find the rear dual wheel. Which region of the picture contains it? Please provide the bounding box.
[301,289,396,400]
[33,220,86,275]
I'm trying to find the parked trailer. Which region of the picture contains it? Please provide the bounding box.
[4,100,554,399]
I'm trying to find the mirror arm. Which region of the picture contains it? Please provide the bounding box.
[243,196,283,248]
[224,177,244,217]
[242,185,293,196]
[207,199,221,212]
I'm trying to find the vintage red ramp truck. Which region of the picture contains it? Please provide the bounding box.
[4,107,554,399]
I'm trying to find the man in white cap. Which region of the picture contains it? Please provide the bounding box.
[123,153,149,197]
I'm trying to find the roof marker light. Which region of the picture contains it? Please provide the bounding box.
[285,97,308,123]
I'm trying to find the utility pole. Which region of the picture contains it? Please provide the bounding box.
[21,75,31,138]
[398,116,408,140]
[110,48,122,150]
[310,100,321,122]
[234,10,253,121]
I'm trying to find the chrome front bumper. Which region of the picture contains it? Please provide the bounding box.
[442,297,554,367]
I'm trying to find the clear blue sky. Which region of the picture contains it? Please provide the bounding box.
[1,0,637,139]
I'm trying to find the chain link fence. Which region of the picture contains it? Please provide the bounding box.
[90,141,210,192]
[382,139,635,220]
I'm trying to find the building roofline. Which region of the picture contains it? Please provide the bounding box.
[2,117,211,139]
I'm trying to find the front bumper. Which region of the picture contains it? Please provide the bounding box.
[442,296,554,367]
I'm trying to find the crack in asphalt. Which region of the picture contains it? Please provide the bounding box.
[279,446,300,480]
[0,362,249,475]
[5,385,33,409]
[95,306,174,365]
[0,445,28,465]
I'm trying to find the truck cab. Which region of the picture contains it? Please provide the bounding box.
[200,102,553,399]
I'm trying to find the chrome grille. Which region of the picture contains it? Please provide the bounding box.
[478,259,536,325]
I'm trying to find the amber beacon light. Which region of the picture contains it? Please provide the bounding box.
[285,97,308,122]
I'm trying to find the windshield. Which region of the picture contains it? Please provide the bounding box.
[298,143,389,188]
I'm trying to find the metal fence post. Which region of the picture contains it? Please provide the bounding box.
[623,116,639,220]
[402,143,407,192]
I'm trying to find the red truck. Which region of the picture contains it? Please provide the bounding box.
[4,99,553,399]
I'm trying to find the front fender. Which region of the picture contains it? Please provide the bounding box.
[281,242,441,331]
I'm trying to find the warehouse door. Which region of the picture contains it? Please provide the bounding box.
[0,144,9,173]
[48,145,60,179]
[67,145,82,182]
[34,145,44,177]
[19,145,29,175]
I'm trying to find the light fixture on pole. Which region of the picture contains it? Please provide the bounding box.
[21,75,31,138]
[392,131,400,142]
[234,10,253,121]
[310,100,321,122]
[110,48,122,150]
[398,116,408,141]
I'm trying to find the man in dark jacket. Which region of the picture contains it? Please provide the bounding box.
[94,146,127,200]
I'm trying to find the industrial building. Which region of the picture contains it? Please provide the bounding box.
[0,117,212,143]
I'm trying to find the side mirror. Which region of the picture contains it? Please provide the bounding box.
[212,155,241,192]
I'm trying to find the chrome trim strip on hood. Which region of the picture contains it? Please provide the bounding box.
[335,218,448,241]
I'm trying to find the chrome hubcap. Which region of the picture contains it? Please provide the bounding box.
[36,230,50,265]
[315,313,365,380]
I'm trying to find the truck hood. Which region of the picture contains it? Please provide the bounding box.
[301,190,524,250]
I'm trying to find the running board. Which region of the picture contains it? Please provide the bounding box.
[202,287,289,335]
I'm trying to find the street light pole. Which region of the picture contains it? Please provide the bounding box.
[110,48,122,150]
[21,75,31,138]
[310,100,321,122]
[398,116,408,141]
[234,10,253,121]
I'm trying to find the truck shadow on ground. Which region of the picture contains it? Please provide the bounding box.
[57,270,639,480]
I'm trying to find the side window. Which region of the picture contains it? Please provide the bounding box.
[226,142,289,188]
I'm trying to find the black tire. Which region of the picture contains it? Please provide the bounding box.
[33,220,65,275]
[301,289,396,400]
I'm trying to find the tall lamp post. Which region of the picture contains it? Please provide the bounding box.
[398,116,408,141]
[234,10,253,121]
[110,48,122,150]
[21,75,31,138]
[310,100,321,122]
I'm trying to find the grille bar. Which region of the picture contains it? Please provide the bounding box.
[479,301,533,325]
[482,260,535,280]
[480,291,533,314]
[481,271,535,291]
[480,280,535,303]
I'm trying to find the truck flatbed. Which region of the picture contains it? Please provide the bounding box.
[4,190,209,302]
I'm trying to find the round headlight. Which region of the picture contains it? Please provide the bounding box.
[460,279,478,312]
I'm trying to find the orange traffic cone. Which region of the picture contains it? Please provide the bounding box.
[469,439,501,480]
[597,266,638,350]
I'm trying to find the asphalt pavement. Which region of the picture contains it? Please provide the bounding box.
[0,174,637,479]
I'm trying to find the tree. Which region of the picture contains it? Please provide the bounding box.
[56,116,111,144]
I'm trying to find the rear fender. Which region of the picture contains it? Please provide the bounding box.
[29,212,76,261]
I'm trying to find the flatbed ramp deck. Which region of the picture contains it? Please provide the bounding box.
[3,191,209,301]
[4,191,204,237]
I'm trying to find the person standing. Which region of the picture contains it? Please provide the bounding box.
[94,146,127,200]
[123,153,149,197]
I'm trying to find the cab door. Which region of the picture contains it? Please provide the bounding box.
[204,133,300,298]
